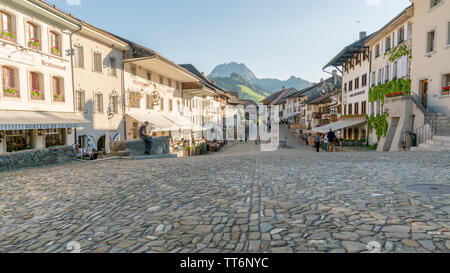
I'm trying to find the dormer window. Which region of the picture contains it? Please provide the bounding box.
[27,22,41,50]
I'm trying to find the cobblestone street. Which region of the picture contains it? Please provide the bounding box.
[0,136,449,253]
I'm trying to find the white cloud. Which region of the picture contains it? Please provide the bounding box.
[366,0,381,5]
[66,0,81,6]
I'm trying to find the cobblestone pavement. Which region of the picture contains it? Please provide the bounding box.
[0,141,449,253]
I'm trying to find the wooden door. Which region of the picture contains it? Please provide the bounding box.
[421,79,428,107]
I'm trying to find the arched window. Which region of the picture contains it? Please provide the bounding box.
[30,72,44,100]
[27,22,41,50]
[0,11,15,41]
[2,66,19,98]
[52,76,64,102]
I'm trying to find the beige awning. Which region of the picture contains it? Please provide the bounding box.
[311,119,366,133]
[0,111,90,130]
[126,111,178,132]
[162,112,204,132]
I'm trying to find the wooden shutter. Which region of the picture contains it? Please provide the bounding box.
[31,73,39,90]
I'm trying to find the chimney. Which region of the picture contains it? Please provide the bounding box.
[359,31,367,40]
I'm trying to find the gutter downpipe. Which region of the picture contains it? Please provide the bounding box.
[122,54,127,140]
[367,46,373,146]
[70,21,83,145]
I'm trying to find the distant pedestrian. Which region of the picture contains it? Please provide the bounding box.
[324,134,329,152]
[314,133,321,153]
[139,121,153,155]
[327,129,336,152]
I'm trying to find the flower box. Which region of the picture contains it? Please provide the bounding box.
[51,47,62,56]
[3,88,19,97]
[31,90,44,99]
[53,94,64,102]
[386,92,403,98]
[442,86,450,95]
[0,31,16,42]
[28,39,41,50]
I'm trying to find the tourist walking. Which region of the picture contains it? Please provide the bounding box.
[314,133,321,153]
[324,134,329,152]
[139,121,153,155]
[327,129,336,152]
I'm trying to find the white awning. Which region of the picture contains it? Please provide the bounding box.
[0,111,90,130]
[162,112,204,132]
[311,119,366,133]
[126,111,178,132]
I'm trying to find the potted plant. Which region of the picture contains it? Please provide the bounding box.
[4,87,18,97]
[53,94,64,102]
[51,46,61,55]
[186,146,192,156]
[1,31,16,41]
[442,86,450,95]
[31,89,43,99]
[28,38,41,49]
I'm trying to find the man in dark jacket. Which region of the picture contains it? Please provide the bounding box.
[139,121,153,155]
[327,129,336,152]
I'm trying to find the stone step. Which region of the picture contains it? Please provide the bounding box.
[425,140,450,146]
[121,154,178,160]
[417,144,450,151]
[434,135,450,142]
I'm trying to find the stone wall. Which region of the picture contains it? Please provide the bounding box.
[110,137,170,156]
[0,146,77,172]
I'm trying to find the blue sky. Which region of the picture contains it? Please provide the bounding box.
[49,0,411,82]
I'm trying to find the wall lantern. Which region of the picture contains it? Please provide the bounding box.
[38,129,44,136]
[0,131,5,139]
[67,128,73,135]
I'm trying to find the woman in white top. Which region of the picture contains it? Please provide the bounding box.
[324,134,329,152]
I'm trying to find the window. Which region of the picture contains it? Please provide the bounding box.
[348,103,353,115]
[168,79,172,87]
[73,45,84,68]
[146,94,153,109]
[147,72,152,81]
[27,22,40,49]
[398,27,405,44]
[110,95,119,114]
[362,74,367,87]
[427,30,436,53]
[430,0,442,9]
[176,82,180,90]
[169,99,173,111]
[131,65,137,76]
[30,72,43,99]
[448,22,450,46]
[385,65,390,83]
[129,92,141,108]
[159,76,164,85]
[75,90,85,111]
[355,103,359,115]
[385,36,391,51]
[371,72,376,86]
[355,77,360,89]
[95,93,103,113]
[160,97,164,111]
[375,44,380,58]
[6,130,32,152]
[349,80,353,91]
[442,73,450,95]
[0,12,14,40]
[378,69,382,84]
[393,62,398,80]
[50,32,61,56]
[52,77,64,102]
[45,129,66,148]
[2,66,19,97]
[109,57,117,77]
[344,83,347,92]
[93,52,102,72]
[362,101,367,115]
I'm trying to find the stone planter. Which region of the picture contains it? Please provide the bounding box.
[0,34,16,42]
[3,90,19,98]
